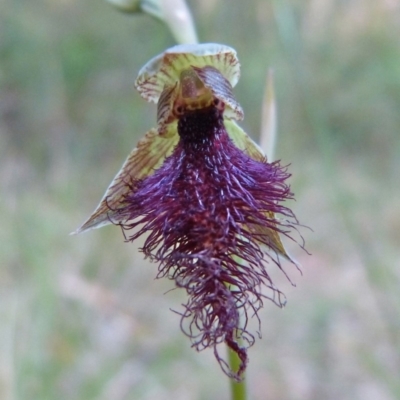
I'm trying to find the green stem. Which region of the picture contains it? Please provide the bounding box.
[228,345,247,400]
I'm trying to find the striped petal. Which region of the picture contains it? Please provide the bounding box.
[224,119,266,161]
[74,125,179,233]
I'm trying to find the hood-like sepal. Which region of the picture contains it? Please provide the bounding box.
[136,43,243,134]
[135,43,240,101]
[156,65,244,134]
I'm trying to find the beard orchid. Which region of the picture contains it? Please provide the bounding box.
[75,43,301,380]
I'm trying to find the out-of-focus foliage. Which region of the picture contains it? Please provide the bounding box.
[1,1,400,399]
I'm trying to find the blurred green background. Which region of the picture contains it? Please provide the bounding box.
[1,0,400,399]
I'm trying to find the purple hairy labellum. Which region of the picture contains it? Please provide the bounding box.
[74,43,303,380]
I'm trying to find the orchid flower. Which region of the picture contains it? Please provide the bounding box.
[75,43,300,380]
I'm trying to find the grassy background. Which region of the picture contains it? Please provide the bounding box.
[1,0,400,399]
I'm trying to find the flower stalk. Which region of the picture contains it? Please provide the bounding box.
[105,0,198,44]
[228,334,247,400]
